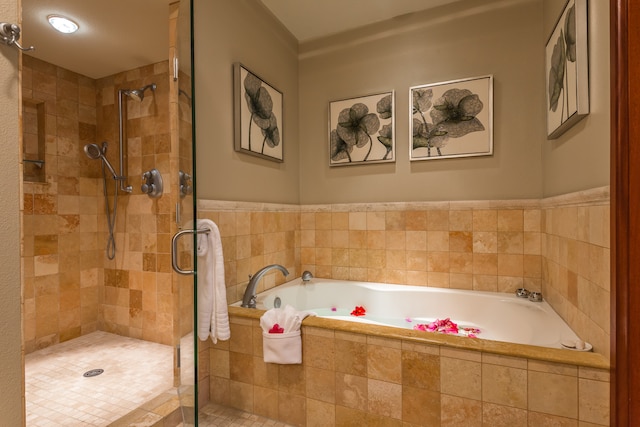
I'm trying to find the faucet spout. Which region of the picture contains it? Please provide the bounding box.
[301,270,313,283]
[241,264,289,308]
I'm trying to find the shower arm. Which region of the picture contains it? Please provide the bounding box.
[117,90,133,193]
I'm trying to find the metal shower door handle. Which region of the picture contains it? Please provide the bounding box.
[171,228,209,275]
[171,229,196,275]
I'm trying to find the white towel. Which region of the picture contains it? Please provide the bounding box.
[259,304,315,334]
[196,219,230,343]
[259,305,315,364]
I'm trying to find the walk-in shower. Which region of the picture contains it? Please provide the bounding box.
[19,0,197,424]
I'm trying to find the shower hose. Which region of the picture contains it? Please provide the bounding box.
[101,161,117,260]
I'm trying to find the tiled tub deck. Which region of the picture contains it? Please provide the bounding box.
[206,309,610,427]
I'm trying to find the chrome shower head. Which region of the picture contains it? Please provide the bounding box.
[84,143,118,179]
[123,83,156,101]
[84,142,103,159]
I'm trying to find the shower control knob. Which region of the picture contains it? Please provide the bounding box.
[140,168,163,198]
[179,170,193,198]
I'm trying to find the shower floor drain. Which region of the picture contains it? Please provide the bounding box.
[83,369,104,378]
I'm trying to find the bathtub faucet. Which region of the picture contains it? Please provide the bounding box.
[241,264,289,308]
[302,270,313,283]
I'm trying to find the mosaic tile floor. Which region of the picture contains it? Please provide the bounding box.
[25,331,173,426]
[25,331,289,426]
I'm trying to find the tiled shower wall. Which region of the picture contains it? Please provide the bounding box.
[22,56,102,353]
[21,54,180,352]
[198,186,610,357]
[95,61,176,345]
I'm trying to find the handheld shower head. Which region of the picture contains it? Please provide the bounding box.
[123,83,157,101]
[84,142,103,159]
[84,143,118,179]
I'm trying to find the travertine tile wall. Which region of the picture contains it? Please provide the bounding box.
[96,61,176,345]
[298,202,543,294]
[199,187,610,358]
[198,199,544,305]
[197,204,300,304]
[206,317,609,426]
[541,187,610,359]
[21,54,180,352]
[21,56,102,353]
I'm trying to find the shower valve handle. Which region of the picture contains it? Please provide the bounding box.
[141,169,163,198]
[141,172,151,193]
[141,182,153,193]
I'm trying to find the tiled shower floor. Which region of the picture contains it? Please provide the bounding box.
[25,331,173,426]
[26,331,291,426]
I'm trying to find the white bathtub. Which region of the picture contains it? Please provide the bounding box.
[236,278,584,349]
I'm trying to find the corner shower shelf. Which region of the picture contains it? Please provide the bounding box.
[24,159,44,169]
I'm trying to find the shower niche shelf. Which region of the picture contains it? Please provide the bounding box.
[22,98,46,183]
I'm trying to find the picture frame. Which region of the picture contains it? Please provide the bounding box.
[409,75,493,161]
[328,91,395,166]
[545,0,589,140]
[233,63,284,162]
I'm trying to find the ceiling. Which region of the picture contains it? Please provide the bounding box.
[22,0,169,79]
[21,0,462,80]
[260,0,463,42]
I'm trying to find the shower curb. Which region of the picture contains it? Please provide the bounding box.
[107,390,185,427]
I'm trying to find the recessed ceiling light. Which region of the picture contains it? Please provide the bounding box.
[47,15,79,34]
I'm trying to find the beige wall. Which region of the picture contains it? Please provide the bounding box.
[0,0,24,423]
[193,0,610,204]
[298,0,545,204]
[193,0,300,204]
[541,0,610,197]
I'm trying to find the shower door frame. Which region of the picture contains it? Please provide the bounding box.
[610,0,640,424]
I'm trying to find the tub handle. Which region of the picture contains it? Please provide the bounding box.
[528,291,543,302]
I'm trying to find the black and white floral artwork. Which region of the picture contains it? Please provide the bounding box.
[410,75,493,161]
[545,0,589,139]
[234,63,283,162]
[329,91,395,166]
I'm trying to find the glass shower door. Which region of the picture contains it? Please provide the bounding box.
[173,0,198,424]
